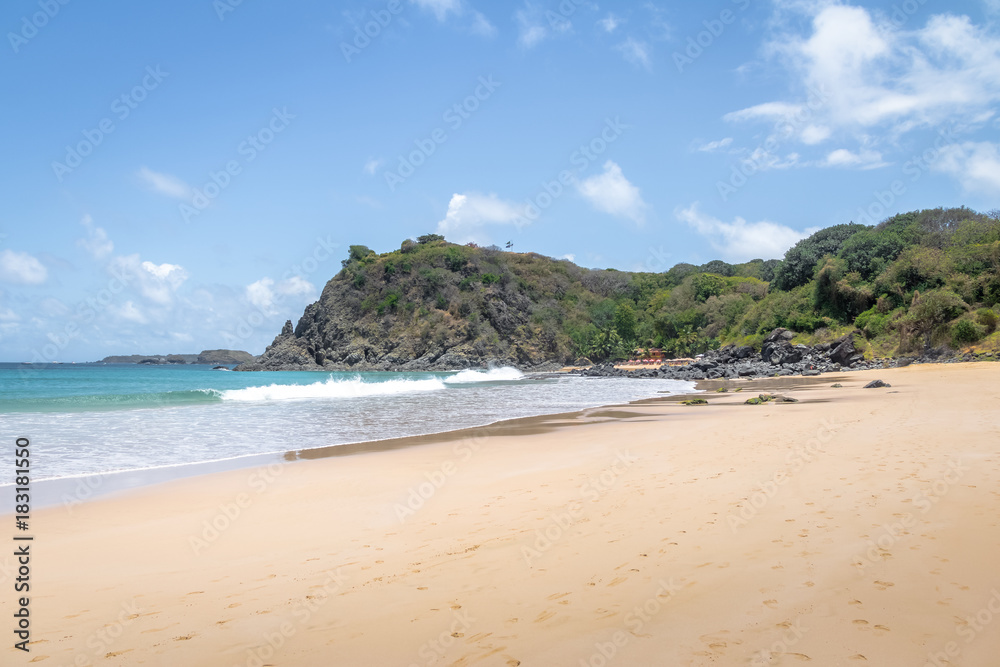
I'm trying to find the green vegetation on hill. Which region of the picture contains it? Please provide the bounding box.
[251,206,1000,370]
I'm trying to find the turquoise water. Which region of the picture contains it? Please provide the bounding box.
[1,363,694,481]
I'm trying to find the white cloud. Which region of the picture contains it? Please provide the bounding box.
[246,276,316,315]
[560,253,576,262]
[617,37,651,69]
[0,307,20,323]
[728,6,1000,155]
[677,203,815,261]
[577,161,648,225]
[931,141,1000,194]
[743,147,801,171]
[110,255,189,306]
[800,124,831,145]
[599,14,621,33]
[436,192,530,244]
[0,249,47,285]
[363,158,383,175]
[412,0,461,21]
[138,167,192,199]
[723,101,806,125]
[822,148,887,169]
[698,137,733,152]
[279,275,315,297]
[78,215,114,260]
[247,278,277,313]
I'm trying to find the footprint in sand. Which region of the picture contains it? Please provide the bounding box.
[173,633,196,641]
[28,656,50,662]
[534,610,555,623]
[873,625,890,635]
[763,599,779,608]
[873,581,895,590]
[105,650,133,658]
[607,577,627,587]
[853,619,869,626]
[848,655,868,661]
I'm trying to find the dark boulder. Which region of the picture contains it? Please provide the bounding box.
[829,336,856,366]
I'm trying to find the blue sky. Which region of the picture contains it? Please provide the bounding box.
[1,0,999,361]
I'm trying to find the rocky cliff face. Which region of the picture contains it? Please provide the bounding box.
[236,244,580,371]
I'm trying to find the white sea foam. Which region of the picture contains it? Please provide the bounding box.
[443,367,525,383]
[220,376,447,401]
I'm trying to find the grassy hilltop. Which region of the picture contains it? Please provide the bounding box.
[243,207,1000,370]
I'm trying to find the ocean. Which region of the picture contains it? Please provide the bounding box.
[1,363,694,503]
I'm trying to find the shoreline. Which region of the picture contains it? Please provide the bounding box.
[0,377,699,513]
[0,371,903,513]
[6,362,999,665]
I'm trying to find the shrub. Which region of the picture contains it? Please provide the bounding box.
[855,306,891,338]
[445,247,466,272]
[976,308,998,333]
[481,273,501,285]
[377,292,399,315]
[952,319,986,346]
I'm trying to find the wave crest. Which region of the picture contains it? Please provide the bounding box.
[220,376,447,402]
[444,367,524,384]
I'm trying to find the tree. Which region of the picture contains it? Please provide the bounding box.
[772,223,868,290]
[700,260,735,277]
[838,228,907,280]
[342,244,375,268]
[587,328,627,361]
[417,233,445,244]
[903,289,968,348]
[672,327,699,357]
[613,302,638,345]
[690,273,726,302]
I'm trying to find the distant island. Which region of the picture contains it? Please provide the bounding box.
[99,349,255,365]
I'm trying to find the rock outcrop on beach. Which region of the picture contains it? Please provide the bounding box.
[100,349,254,365]
[572,327,994,381]
[236,240,584,371]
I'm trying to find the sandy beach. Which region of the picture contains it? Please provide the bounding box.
[6,362,1000,666]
